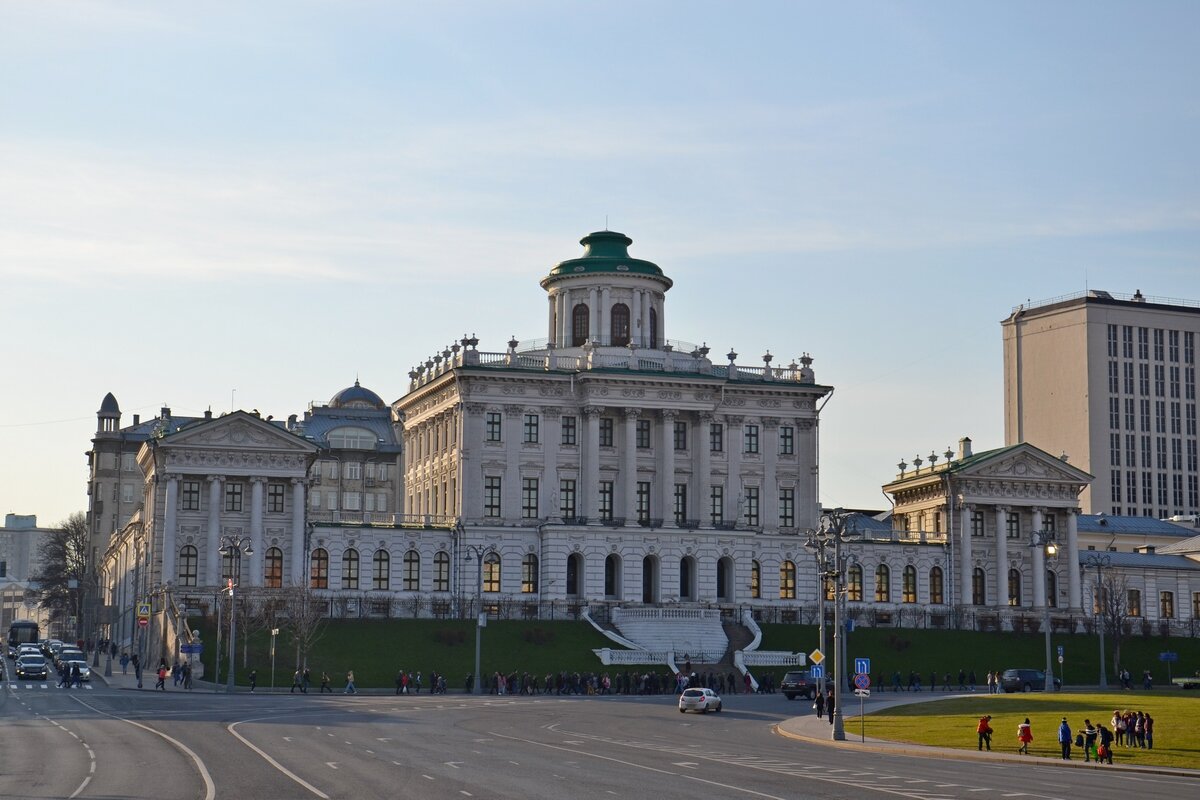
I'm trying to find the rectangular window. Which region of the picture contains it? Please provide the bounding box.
[1171,402,1182,434]
[1141,398,1151,431]
[484,477,501,517]
[345,462,362,480]
[1154,328,1165,361]
[1107,324,1118,357]
[311,490,321,509]
[181,481,201,511]
[434,555,449,592]
[523,413,539,444]
[267,483,285,513]
[521,478,539,518]
[1108,360,1119,393]
[673,420,688,451]
[599,417,614,447]
[971,510,985,537]
[710,423,723,452]
[485,412,502,442]
[559,479,576,518]
[1160,591,1175,619]
[1188,404,1197,436]
[1157,436,1168,468]
[779,487,795,528]
[598,481,614,519]
[1155,364,1166,397]
[1109,397,1119,429]
[1139,363,1150,396]
[1158,472,1168,506]
[224,482,243,512]
[561,415,577,445]
[1156,401,1166,433]
[1123,325,1134,358]
[636,481,651,523]
[1124,362,1135,396]
[1170,366,1181,398]
[343,491,360,511]
[744,486,760,526]
[1125,398,1135,430]
[1126,589,1141,616]
[1006,512,1021,539]
[1138,327,1149,360]
[522,557,538,594]
[779,426,794,455]
[1127,470,1137,505]
[673,483,688,524]
[1111,470,1122,503]
[1170,329,1180,362]
[1110,432,1121,466]
[1143,471,1153,505]
[710,486,724,524]
[744,424,759,454]
[636,419,651,449]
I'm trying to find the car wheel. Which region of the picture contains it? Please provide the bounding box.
[680,707,686,713]
[785,693,794,700]
[715,703,722,712]
[1023,682,1032,693]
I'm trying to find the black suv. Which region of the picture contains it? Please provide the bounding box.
[781,669,818,700]
[1000,668,1062,693]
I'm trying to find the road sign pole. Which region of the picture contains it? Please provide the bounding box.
[860,692,865,742]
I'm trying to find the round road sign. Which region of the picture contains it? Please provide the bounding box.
[853,673,871,690]
[138,617,149,628]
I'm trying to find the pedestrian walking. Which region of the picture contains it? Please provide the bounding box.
[929,671,938,692]
[968,670,977,691]
[1082,719,1098,762]
[814,689,825,719]
[1058,717,1072,760]
[120,652,129,674]
[1017,718,1033,754]
[1097,722,1114,764]
[826,688,835,726]
[291,669,302,693]
[320,671,332,692]
[977,715,993,751]
[345,670,356,694]
[957,668,966,691]
[248,669,257,692]
[155,665,167,690]
[71,662,82,689]
[302,667,311,693]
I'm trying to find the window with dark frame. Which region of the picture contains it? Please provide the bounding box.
[875,564,890,602]
[342,549,359,590]
[559,479,576,518]
[264,547,283,589]
[523,413,539,444]
[673,420,688,451]
[750,560,760,599]
[310,548,329,589]
[598,481,614,519]
[372,550,390,591]
[636,481,650,523]
[522,554,538,593]
[599,417,614,447]
[743,487,759,526]
[673,484,687,524]
[779,426,794,455]
[743,424,759,454]
[902,565,917,603]
[181,481,201,511]
[225,482,243,512]
[710,423,723,452]
[178,545,198,587]
[521,477,539,518]
[561,415,577,445]
[433,551,449,592]
[267,483,285,513]
[484,477,501,517]
[403,550,419,591]
[710,486,723,524]
[929,566,944,604]
[779,560,796,599]
[483,553,501,593]
[636,419,651,449]
[971,567,985,605]
[779,487,794,528]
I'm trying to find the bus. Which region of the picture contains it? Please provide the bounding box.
[7,620,39,659]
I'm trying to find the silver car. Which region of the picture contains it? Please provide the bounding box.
[66,660,91,682]
[678,687,722,714]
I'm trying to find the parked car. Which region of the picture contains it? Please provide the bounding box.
[679,687,723,713]
[1000,668,1062,693]
[15,654,48,680]
[781,669,819,701]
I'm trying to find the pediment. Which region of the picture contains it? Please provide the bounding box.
[163,412,318,454]
[961,445,1091,484]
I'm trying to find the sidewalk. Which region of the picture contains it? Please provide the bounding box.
[773,691,1200,779]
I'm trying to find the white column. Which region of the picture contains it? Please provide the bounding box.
[582,407,601,519]
[660,410,676,525]
[797,420,819,528]
[1066,508,1081,610]
[696,413,712,525]
[1032,508,1046,608]
[290,478,306,586]
[641,289,652,347]
[959,503,973,606]
[588,287,599,342]
[558,290,570,346]
[724,416,743,522]
[162,475,179,582]
[542,409,560,518]
[623,408,639,523]
[994,506,1008,606]
[504,405,523,521]
[249,477,265,587]
[656,294,665,345]
[631,288,643,346]
[762,418,779,530]
[600,288,610,345]
[547,294,556,343]
[207,476,222,585]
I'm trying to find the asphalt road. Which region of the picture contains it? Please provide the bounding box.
[2,680,1197,800]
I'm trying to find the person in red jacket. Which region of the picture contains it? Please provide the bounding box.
[1017,718,1033,754]
[977,714,994,751]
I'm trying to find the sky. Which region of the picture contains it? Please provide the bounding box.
[2,1,1198,527]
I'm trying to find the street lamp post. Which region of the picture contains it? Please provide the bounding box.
[811,508,859,741]
[218,536,253,693]
[270,627,279,693]
[464,543,496,695]
[1083,552,1111,688]
[1031,530,1058,692]
[804,532,831,699]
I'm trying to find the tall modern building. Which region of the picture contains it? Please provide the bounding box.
[1003,290,1199,518]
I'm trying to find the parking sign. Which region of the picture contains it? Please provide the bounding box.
[855,658,870,675]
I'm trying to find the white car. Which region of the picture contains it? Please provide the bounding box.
[679,687,723,714]
[66,660,91,682]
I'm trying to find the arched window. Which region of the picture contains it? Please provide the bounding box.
[848,564,864,601]
[610,303,630,346]
[566,553,581,597]
[572,303,590,347]
[483,553,501,593]
[972,567,986,606]
[341,548,359,590]
[403,550,420,591]
[310,548,329,590]
[649,307,658,349]
[716,556,733,602]
[178,545,198,587]
[750,560,761,599]
[642,555,659,603]
[522,554,539,594]
[433,551,450,592]
[1008,568,1022,606]
[679,557,696,601]
[264,547,283,589]
[1046,570,1058,608]
[779,560,796,600]
[604,554,621,599]
[875,564,891,602]
[929,566,944,605]
[902,565,917,603]
[372,549,390,591]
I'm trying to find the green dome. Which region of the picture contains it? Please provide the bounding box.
[541,231,672,288]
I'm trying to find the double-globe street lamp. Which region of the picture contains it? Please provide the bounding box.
[810,508,859,742]
[218,535,253,693]
[1082,551,1112,688]
[803,531,834,701]
[464,543,497,695]
[1029,529,1058,693]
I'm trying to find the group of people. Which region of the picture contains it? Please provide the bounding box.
[889,669,983,692]
[973,712,1155,762]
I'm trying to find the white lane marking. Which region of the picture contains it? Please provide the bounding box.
[227,719,330,799]
[376,737,393,742]
[422,774,433,779]
[326,763,339,770]
[70,696,216,800]
[673,762,699,768]
[460,792,473,797]
[283,737,293,742]
[445,761,463,769]
[365,750,374,754]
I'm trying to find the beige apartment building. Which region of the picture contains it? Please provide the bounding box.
[1002,290,1199,518]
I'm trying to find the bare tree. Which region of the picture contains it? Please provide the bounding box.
[28,512,90,640]
[1097,571,1132,676]
[281,583,328,670]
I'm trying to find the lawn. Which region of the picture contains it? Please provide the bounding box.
[193,618,666,690]
[855,692,1200,770]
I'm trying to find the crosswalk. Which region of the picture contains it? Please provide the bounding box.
[7,683,94,690]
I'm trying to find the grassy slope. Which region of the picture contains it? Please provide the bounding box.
[857,693,1198,770]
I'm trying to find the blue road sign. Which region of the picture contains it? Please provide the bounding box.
[810,665,825,679]
[1159,652,1178,662]
[1057,645,1064,658]
[855,658,870,675]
